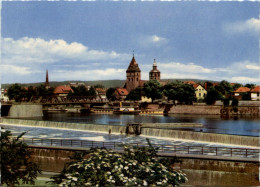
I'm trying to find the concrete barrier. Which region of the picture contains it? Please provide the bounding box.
[142,128,260,147]
[8,104,43,118]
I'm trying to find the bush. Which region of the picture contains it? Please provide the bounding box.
[50,141,187,186]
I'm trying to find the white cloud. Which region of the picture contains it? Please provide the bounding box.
[2,37,129,65]
[52,68,125,81]
[224,18,260,36]
[141,60,259,84]
[0,64,32,75]
[139,35,168,47]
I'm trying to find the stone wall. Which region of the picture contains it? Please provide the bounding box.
[8,104,43,118]
[168,105,259,115]
[29,147,260,186]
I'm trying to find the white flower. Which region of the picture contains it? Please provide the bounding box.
[124,166,129,170]
[120,164,123,168]
[157,182,162,185]
[107,171,111,175]
[72,177,78,181]
[112,180,115,183]
[143,180,148,186]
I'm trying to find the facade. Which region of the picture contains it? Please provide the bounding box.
[250,86,260,101]
[95,88,107,100]
[114,88,129,100]
[233,87,251,100]
[53,85,73,96]
[149,59,160,81]
[193,84,207,101]
[126,56,141,92]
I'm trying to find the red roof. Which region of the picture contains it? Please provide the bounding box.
[193,84,200,88]
[250,86,260,93]
[234,87,251,93]
[95,88,107,95]
[115,88,129,96]
[54,85,73,94]
[183,81,196,85]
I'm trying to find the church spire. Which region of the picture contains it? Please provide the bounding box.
[45,70,50,89]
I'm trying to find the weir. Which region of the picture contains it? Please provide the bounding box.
[1,118,126,134]
[1,118,259,147]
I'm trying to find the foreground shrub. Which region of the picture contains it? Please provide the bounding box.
[50,141,187,186]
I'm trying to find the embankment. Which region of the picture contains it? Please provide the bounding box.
[1,118,126,134]
[141,128,260,147]
[29,146,260,186]
[8,104,43,118]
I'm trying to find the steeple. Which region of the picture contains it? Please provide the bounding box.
[153,59,157,70]
[45,70,50,89]
[149,59,160,81]
[126,54,141,92]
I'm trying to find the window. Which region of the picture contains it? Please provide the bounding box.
[137,78,138,81]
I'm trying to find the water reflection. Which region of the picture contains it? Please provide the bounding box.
[25,111,260,137]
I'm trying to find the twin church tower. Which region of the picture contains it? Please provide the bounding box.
[126,55,161,92]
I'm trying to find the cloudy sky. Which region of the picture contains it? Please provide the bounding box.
[1,1,259,84]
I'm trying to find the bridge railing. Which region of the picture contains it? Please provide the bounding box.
[19,137,260,159]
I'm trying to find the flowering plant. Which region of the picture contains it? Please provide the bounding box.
[51,141,187,186]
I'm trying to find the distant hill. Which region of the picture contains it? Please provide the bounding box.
[1,79,220,89]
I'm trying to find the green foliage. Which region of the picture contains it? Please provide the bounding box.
[215,80,233,96]
[35,85,54,97]
[232,83,243,91]
[126,87,143,101]
[88,87,97,97]
[50,142,187,186]
[143,80,162,102]
[94,84,105,88]
[241,92,251,100]
[106,88,116,101]
[205,87,223,105]
[163,82,196,104]
[7,83,25,102]
[223,98,230,106]
[0,131,41,186]
[69,86,96,97]
[231,98,239,106]
[244,83,255,89]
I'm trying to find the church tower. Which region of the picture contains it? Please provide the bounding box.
[126,55,141,92]
[149,59,160,81]
[45,70,50,89]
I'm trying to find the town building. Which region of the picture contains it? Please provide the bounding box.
[250,86,260,101]
[193,84,207,101]
[149,59,160,81]
[125,56,142,92]
[114,88,129,100]
[53,85,73,96]
[45,70,50,89]
[233,87,251,100]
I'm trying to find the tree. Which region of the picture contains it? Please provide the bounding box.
[244,83,255,89]
[106,88,116,101]
[36,85,54,97]
[143,80,162,103]
[215,80,233,96]
[231,98,239,106]
[7,83,24,102]
[0,131,41,186]
[50,141,187,186]
[205,87,223,105]
[94,84,105,89]
[232,83,242,91]
[126,87,143,101]
[242,92,251,100]
[87,86,97,97]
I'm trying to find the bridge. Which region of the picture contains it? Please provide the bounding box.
[29,96,108,105]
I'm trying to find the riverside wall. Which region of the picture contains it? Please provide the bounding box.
[142,128,260,147]
[8,104,43,118]
[1,118,126,134]
[29,146,260,186]
[168,105,260,115]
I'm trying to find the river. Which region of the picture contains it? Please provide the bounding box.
[24,111,260,137]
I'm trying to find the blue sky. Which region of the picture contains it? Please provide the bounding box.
[1,1,259,84]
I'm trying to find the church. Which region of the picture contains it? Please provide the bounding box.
[125,55,162,93]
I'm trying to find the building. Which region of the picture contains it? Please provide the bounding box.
[53,85,73,96]
[233,87,251,100]
[125,56,142,92]
[45,70,50,89]
[114,88,129,100]
[149,59,160,81]
[95,88,107,100]
[193,84,207,101]
[250,86,260,101]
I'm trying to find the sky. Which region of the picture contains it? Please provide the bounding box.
[1,1,259,84]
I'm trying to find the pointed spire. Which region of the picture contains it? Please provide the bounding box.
[133,50,135,57]
[45,69,50,89]
[153,59,157,66]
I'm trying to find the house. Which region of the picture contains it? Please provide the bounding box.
[69,82,90,90]
[114,88,129,100]
[1,88,9,102]
[193,84,207,101]
[233,87,251,100]
[95,88,107,100]
[54,85,73,96]
[250,86,260,101]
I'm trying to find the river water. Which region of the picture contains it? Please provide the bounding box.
[26,111,260,137]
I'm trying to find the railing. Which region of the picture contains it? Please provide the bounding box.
[19,137,260,159]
